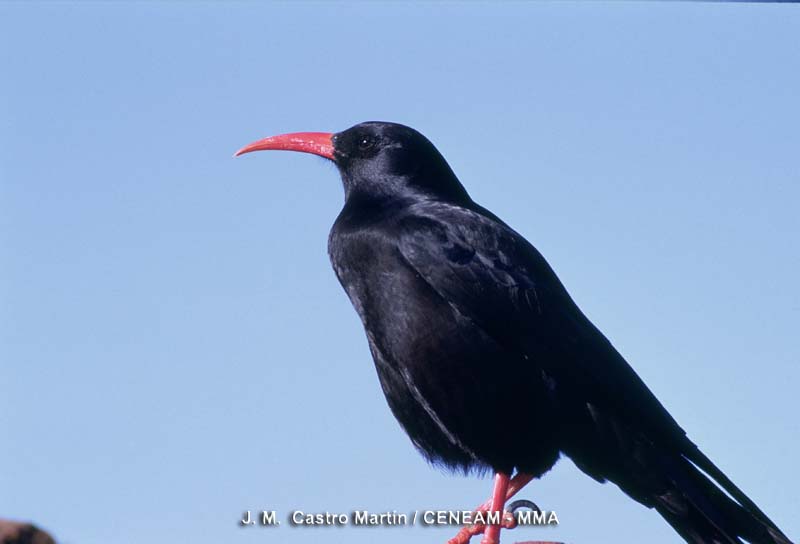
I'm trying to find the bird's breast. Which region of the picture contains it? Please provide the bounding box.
[328,226,559,474]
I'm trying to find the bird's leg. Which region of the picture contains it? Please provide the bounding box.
[447,472,534,544]
[481,472,511,544]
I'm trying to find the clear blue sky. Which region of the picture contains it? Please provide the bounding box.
[1,3,798,544]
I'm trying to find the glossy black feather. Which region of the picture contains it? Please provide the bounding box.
[324,121,791,544]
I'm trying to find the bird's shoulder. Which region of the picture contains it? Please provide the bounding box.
[393,200,571,318]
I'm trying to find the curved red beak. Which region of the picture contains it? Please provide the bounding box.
[234,132,335,160]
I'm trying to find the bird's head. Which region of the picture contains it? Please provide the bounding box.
[235,121,470,203]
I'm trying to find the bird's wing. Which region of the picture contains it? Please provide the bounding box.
[396,201,689,447]
[396,202,783,530]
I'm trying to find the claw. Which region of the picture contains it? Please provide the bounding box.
[447,511,517,544]
[445,472,539,544]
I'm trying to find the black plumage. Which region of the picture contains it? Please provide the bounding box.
[237,121,792,544]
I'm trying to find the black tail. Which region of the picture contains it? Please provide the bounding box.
[650,448,792,544]
[564,412,792,544]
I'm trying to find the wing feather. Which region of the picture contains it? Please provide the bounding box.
[396,202,689,448]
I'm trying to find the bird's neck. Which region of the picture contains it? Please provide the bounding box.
[341,170,472,209]
[335,190,409,229]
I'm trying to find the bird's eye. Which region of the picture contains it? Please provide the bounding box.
[358,137,376,151]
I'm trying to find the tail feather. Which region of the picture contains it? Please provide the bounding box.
[653,450,792,544]
[684,444,785,535]
[564,407,793,544]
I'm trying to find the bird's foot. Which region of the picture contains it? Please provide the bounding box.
[446,472,552,544]
[447,472,513,544]
[446,509,517,544]
[446,509,562,544]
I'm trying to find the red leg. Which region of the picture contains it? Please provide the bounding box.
[481,472,511,544]
[447,472,534,544]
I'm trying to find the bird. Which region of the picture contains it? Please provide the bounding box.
[234,121,793,544]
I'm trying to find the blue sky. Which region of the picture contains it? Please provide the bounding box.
[1,3,798,544]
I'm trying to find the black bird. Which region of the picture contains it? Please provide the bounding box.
[235,122,792,544]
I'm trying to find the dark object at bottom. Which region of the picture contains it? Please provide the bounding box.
[0,520,55,544]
